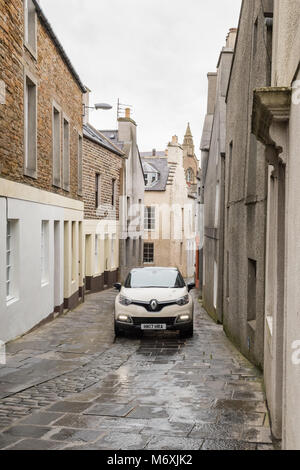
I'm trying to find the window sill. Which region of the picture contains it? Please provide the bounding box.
[247,320,257,333]
[24,168,37,179]
[6,296,18,307]
[24,41,37,61]
[266,316,273,337]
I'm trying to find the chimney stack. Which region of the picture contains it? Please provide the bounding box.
[125,107,131,119]
[171,135,178,145]
[226,28,237,49]
[207,73,217,115]
[152,149,156,156]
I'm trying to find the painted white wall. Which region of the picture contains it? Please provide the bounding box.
[0,197,64,342]
[83,219,119,278]
[0,195,83,343]
[283,68,300,450]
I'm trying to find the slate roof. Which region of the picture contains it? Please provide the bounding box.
[32,0,86,93]
[83,124,124,157]
[140,151,166,158]
[142,158,170,192]
[99,130,124,151]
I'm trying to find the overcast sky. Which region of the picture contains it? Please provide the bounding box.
[40,0,241,156]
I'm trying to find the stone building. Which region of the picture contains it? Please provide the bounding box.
[0,0,85,342]
[252,0,300,450]
[200,30,236,323]
[101,109,145,282]
[182,123,199,194]
[141,134,196,279]
[182,124,202,285]
[223,0,273,368]
[82,115,125,292]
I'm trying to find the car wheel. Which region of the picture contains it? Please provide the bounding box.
[114,322,124,338]
[180,325,194,338]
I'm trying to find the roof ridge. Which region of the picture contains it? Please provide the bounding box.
[86,123,125,155]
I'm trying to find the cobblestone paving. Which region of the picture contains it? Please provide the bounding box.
[0,289,278,450]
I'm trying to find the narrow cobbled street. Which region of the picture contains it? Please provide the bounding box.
[0,289,276,450]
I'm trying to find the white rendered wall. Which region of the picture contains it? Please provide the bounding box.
[0,197,64,343]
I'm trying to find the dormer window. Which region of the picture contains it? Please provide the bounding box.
[24,0,37,55]
[143,162,160,188]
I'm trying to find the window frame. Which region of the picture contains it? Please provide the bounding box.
[186,168,194,184]
[94,234,99,273]
[6,220,18,303]
[24,71,37,179]
[62,115,70,192]
[52,102,62,188]
[112,178,116,207]
[95,173,101,209]
[41,220,49,286]
[144,206,156,231]
[6,220,13,301]
[143,243,154,264]
[78,133,83,196]
[24,0,37,58]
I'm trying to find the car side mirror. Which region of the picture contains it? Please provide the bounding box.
[114,283,122,292]
[187,283,196,292]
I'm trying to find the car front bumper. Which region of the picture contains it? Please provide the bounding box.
[115,317,193,333]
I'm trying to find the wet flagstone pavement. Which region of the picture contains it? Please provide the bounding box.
[0,289,278,450]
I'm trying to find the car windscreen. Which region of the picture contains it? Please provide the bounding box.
[124,270,185,288]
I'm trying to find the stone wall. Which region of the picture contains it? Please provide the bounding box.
[82,137,123,220]
[224,0,273,368]
[0,0,83,200]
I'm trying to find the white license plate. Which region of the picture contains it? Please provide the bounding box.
[141,324,167,330]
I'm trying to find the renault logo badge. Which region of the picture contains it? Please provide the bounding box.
[150,299,158,311]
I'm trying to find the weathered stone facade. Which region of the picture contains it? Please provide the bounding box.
[0,0,84,200]
[83,130,123,220]
[224,0,273,369]
[251,0,300,450]
[182,123,199,190]
[82,123,124,292]
[201,30,236,323]
[101,110,145,283]
[142,134,196,279]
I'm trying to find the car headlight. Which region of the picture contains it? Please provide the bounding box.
[176,295,189,306]
[117,314,132,323]
[176,314,191,323]
[119,295,132,306]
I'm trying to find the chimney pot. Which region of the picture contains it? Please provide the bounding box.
[226,28,237,48]
[125,108,131,119]
[152,149,156,156]
[172,135,178,145]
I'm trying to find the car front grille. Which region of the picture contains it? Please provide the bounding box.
[131,301,177,312]
[131,317,176,326]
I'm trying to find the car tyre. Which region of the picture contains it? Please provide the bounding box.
[180,324,194,339]
[114,322,124,338]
